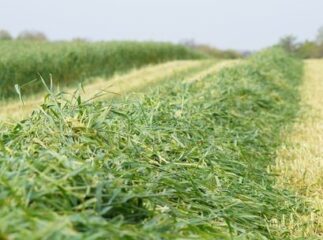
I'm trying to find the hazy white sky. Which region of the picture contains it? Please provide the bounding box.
[1,0,323,50]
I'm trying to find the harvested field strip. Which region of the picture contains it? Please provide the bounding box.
[0,60,215,120]
[0,49,304,239]
[276,59,323,238]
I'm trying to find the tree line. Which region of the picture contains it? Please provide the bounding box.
[0,29,48,41]
[278,26,323,58]
[181,39,243,59]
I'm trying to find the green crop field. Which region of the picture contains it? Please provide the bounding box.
[2,0,323,238]
[0,41,205,99]
[2,46,321,239]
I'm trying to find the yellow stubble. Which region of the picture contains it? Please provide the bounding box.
[275,59,323,237]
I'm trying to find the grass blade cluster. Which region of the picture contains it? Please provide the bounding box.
[0,49,304,239]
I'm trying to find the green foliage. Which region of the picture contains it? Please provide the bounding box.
[295,41,323,59]
[16,31,48,42]
[0,41,206,99]
[277,35,298,54]
[192,45,242,59]
[277,28,323,59]
[181,40,242,59]
[0,30,12,41]
[315,26,323,45]
[0,49,305,239]
[296,41,319,58]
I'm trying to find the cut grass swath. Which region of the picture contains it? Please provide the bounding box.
[0,48,305,239]
[0,60,213,120]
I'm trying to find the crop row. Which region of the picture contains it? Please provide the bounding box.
[0,49,304,239]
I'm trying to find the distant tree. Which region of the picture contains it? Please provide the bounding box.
[316,26,323,45]
[278,35,298,54]
[317,43,323,58]
[280,27,323,59]
[241,50,253,57]
[180,40,242,59]
[296,41,319,58]
[17,31,48,41]
[0,29,13,41]
[221,49,242,59]
[180,39,196,48]
[72,37,89,43]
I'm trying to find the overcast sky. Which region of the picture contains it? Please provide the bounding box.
[1,0,323,50]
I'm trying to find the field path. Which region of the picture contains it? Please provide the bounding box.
[276,59,323,237]
[0,59,238,121]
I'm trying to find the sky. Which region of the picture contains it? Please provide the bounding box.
[1,0,323,50]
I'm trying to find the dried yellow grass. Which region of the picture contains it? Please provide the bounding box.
[275,59,323,238]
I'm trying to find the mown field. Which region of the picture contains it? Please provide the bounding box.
[2,45,322,239]
[0,41,205,99]
[275,59,323,237]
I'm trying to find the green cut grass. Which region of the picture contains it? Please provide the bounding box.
[0,48,306,239]
[0,41,206,99]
